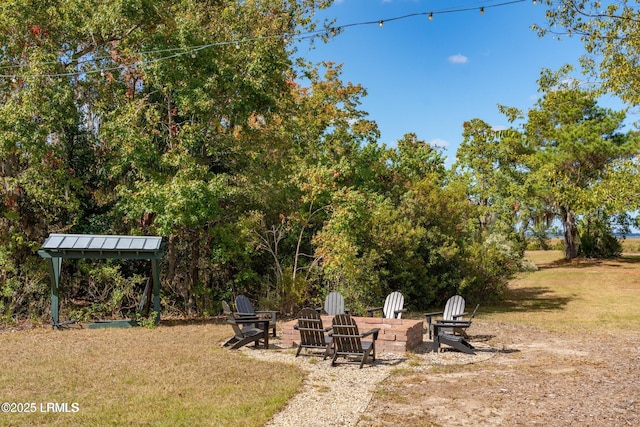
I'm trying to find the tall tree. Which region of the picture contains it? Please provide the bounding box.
[538,1,640,106]
[523,69,638,259]
[454,118,528,239]
[0,0,334,318]
[538,0,640,223]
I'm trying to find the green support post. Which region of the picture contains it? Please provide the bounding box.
[44,256,62,328]
[151,259,161,324]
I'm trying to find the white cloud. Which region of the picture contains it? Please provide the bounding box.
[448,54,468,64]
[428,138,449,148]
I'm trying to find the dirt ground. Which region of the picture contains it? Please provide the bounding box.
[357,320,640,426]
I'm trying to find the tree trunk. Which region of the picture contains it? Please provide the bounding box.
[562,207,579,259]
[188,228,200,315]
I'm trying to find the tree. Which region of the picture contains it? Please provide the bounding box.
[538,1,640,107]
[454,118,528,240]
[523,69,638,259]
[0,0,334,319]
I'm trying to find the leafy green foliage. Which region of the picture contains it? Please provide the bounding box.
[462,68,638,261]
[578,211,622,258]
[539,1,640,107]
[0,0,531,322]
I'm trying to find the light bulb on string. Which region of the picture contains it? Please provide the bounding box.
[0,0,533,81]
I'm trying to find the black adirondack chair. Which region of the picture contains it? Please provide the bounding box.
[330,314,380,368]
[432,320,476,354]
[235,294,277,337]
[223,316,270,350]
[294,308,333,358]
[425,295,478,339]
[221,301,267,349]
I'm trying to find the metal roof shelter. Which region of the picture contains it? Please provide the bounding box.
[38,233,165,329]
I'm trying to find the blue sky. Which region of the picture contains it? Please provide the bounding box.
[298,0,625,165]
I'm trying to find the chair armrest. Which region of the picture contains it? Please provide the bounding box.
[236,311,257,318]
[230,317,266,325]
[425,311,444,317]
[366,306,383,317]
[361,327,380,340]
[255,310,277,321]
[424,311,444,324]
[393,308,407,317]
[451,312,468,320]
[435,320,472,327]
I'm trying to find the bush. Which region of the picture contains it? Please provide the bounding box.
[459,233,525,302]
[579,214,622,259]
[579,232,621,258]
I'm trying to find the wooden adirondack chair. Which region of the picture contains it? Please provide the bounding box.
[221,300,269,350]
[294,308,333,358]
[425,295,478,339]
[330,314,380,368]
[432,320,476,354]
[318,292,350,316]
[366,291,406,319]
[223,317,270,350]
[234,295,277,337]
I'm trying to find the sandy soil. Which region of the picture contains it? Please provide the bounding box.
[356,320,640,426]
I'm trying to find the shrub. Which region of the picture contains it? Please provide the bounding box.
[578,214,622,259]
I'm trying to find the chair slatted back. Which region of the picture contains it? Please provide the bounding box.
[227,317,244,337]
[332,314,363,353]
[221,301,233,317]
[324,292,346,316]
[297,308,329,347]
[383,291,405,319]
[443,295,465,321]
[235,295,254,315]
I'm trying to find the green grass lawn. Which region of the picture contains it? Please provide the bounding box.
[2,248,640,426]
[0,323,303,427]
[482,250,640,333]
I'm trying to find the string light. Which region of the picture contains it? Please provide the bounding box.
[0,0,528,80]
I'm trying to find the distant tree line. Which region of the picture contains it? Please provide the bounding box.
[0,1,638,323]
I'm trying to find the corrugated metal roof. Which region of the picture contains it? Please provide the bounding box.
[39,234,164,259]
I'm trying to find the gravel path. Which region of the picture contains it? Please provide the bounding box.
[240,333,497,427]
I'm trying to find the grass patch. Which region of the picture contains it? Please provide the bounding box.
[0,323,303,426]
[482,250,640,333]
